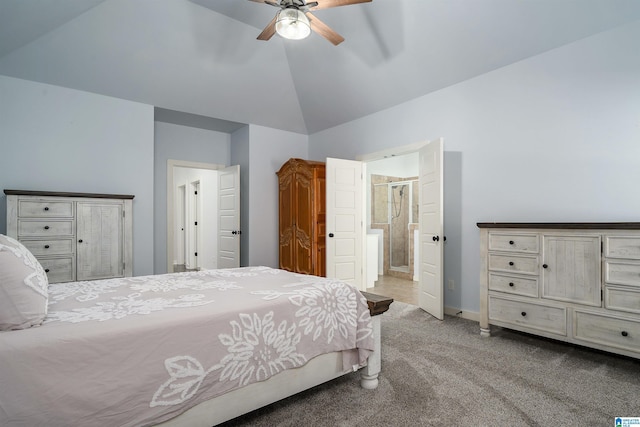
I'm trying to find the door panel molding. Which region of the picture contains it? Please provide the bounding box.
[326,158,365,290]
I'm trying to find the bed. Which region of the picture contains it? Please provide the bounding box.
[0,234,387,427]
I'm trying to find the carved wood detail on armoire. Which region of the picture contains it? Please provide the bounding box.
[276,158,326,277]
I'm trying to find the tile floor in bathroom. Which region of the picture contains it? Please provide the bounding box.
[366,274,418,305]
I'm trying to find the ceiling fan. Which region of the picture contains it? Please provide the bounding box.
[249,0,372,46]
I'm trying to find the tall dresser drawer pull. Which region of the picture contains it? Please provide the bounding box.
[44,225,50,230]
[509,282,515,287]
[44,207,49,211]
[44,245,50,249]
[521,312,527,317]
[621,331,629,337]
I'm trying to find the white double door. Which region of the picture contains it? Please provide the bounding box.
[325,139,444,320]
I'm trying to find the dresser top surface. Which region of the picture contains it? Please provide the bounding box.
[4,189,134,200]
[477,222,640,230]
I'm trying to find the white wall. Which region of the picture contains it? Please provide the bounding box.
[231,124,308,268]
[0,75,155,276]
[154,121,230,273]
[309,21,640,314]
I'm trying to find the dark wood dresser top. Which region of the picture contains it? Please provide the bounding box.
[477,222,640,230]
[4,189,134,199]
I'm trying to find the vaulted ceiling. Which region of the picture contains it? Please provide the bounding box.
[1,0,639,134]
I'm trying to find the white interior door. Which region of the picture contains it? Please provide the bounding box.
[419,139,444,319]
[326,158,365,290]
[217,165,240,268]
[186,180,200,269]
[176,184,186,266]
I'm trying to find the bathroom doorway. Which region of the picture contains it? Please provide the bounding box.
[368,153,419,282]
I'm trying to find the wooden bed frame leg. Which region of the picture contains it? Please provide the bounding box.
[360,315,381,389]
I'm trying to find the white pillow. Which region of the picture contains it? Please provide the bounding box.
[0,234,49,330]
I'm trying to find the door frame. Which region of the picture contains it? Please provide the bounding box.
[356,139,442,315]
[356,140,431,162]
[166,159,225,273]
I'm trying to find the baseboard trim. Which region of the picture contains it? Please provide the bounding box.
[444,306,480,322]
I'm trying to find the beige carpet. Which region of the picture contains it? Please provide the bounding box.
[219,301,640,426]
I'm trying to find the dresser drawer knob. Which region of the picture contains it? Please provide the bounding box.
[44,225,50,230]
[542,264,548,269]
[44,245,50,249]
[78,239,83,243]
[44,207,49,211]
[621,331,629,337]
[509,240,514,245]
[509,282,515,287]
[44,269,50,273]
[521,312,527,317]
[509,261,514,266]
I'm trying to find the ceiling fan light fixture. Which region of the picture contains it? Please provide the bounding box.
[275,8,311,40]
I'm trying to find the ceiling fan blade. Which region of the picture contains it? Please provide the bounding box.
[257,15,278,41]
[309,0,371,10]
[306,12,344,45]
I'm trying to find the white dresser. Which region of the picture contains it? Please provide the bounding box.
[5,190,134,283]
[478,223,640,360]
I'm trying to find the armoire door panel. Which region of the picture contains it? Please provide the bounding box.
[277,158,326,276]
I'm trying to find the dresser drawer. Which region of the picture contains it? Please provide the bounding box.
[488,232,539,253]
[18,220,74,237]
[605,286,640,315]
[489,295,566,336]
[488,272,538,297]
[574,310,640,353]
[21,239,74,256]
[18,200,74,218]
[488,253,538,275]
[605,235,640,260]
[605,260,640,288]
[39,257,75,283]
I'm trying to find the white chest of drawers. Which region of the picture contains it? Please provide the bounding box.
[479,223,640,360]
[5,190,134,283]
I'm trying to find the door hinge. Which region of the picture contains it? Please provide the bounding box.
[195,221,198,226]
[194,190,198,195]
[601,289,603,301]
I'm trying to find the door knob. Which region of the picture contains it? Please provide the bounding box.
[432,235,440,242]
[328,233,334,238]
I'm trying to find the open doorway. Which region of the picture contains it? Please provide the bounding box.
[366,152,420,305]
[353,139,444,319]
[166,160,240,273]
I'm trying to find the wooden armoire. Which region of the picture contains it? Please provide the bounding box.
[276,158,326,276]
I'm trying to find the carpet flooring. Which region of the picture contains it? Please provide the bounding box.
[219,301,640,426]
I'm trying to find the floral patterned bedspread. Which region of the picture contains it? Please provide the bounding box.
[0,267,374,427]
